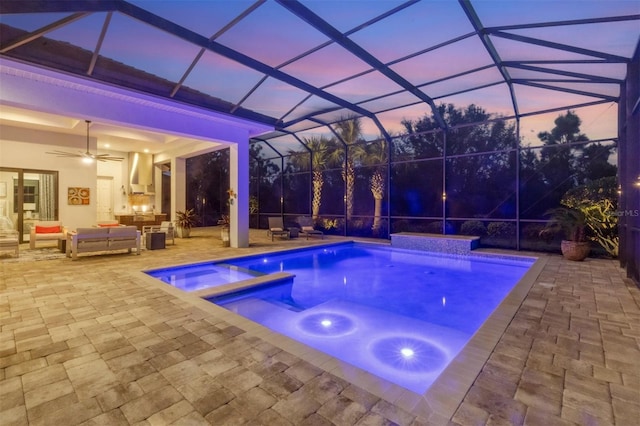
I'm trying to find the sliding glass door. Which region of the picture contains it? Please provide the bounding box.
[0,168,59,244]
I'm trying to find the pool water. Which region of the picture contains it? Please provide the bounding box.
[147,262,259,292]
[148,242,535,394]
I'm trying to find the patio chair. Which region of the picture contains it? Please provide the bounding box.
[142,221,175,245]
[267,217,290,241]
[29,220,66,249]
[298,217,323,239]
[0,229,19,257]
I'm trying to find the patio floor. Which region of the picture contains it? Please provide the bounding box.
[1,227,638,425]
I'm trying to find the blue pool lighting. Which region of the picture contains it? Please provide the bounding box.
[147,242,535,394]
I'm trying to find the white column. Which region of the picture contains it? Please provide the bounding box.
[153,163,163,213]
[229,139,249,248]
[171,157,186,221]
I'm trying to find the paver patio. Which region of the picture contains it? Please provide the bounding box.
[1,228,638,425]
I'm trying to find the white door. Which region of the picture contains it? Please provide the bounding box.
[96,177,114,222]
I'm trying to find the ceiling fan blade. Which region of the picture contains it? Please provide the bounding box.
[93,153,124,161]
[45,150,83,158]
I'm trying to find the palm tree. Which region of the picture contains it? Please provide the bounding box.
[288,136,337,220]
[365,138,388,233]
[333,115,365,220]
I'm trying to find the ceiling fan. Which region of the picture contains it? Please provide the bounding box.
[46,120,124,162]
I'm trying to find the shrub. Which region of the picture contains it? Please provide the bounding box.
[561,177,618,257]
[426,221,444,234]
[487,222,515,237]
[391,220,410,233]
[460,220,487,236]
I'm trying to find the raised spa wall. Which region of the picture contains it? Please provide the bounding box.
[390,232,480,255]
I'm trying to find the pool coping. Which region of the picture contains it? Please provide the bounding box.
[137,242,547,423]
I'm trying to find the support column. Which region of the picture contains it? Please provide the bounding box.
[153,163,163,213]
[171,157,186,221]
[230,139,249,248]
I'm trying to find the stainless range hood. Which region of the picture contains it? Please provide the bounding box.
[129,152,154,194]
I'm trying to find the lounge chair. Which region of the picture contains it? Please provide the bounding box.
[298,217,323,239]
[267,217,290,241]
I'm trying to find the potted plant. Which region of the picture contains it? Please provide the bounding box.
[220,214,230,247]
[541,207,590,261]
[175,208,198,238]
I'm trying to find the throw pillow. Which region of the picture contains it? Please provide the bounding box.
[35,225,61,234]
[271,227,283,231]
[302,226,314,232]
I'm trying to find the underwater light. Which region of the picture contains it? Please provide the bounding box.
[298,313,356,337]
[400,348,414,358]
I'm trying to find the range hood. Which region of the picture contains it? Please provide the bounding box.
[129,152,154,194]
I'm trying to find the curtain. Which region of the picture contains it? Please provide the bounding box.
[39,173,56,220]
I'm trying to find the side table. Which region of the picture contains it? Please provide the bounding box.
[58,236,66,253]
[287,227,300,238]
[146,232,166,250]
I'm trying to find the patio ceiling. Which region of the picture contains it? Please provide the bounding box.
[1,0,638,156]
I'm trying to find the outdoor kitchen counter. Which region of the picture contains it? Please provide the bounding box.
[115,214,167,231]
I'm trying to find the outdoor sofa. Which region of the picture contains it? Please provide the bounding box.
[66,226,141,260]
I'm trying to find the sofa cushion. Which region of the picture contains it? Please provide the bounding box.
[35,225,61,234]
[108,226,138,238]
[74,228,110,241]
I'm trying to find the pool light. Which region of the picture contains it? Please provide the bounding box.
[400,348,414,358]
[298,313,357,337]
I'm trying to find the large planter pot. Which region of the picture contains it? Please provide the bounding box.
[561,240,590,261]
[221,226,230,247]
[176,227,191,238]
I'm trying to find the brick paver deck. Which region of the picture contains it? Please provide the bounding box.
[1,228,638,425]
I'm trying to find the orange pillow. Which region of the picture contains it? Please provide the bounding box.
[98,223,120,227]
[35,225,61,234]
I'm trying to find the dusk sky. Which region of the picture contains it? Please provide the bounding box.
[2,0,638,149]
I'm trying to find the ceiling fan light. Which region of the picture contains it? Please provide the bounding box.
[45,119,123,162]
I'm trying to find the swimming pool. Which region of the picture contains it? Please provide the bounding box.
[146,242,535,394]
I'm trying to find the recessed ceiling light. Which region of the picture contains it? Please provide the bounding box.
[144,149,150,153]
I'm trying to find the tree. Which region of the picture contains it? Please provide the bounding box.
[333,115,366,220]
[250,142,282,215]
[365,138,388,233]
[402,103,518,219]
[186,149,229,226]
[575,143,617,183]
[537,110,589,200]
[288,136,338,219]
